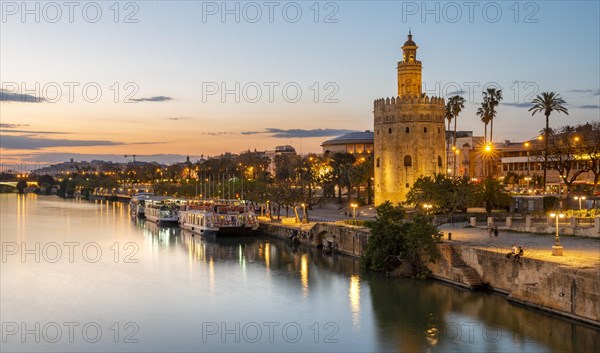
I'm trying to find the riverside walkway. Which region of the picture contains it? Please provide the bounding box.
[284,206,600,269]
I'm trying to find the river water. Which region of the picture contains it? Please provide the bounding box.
[1,194,598,352]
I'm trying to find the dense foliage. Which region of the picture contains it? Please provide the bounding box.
[361,202,441,278]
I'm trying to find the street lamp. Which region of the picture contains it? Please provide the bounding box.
[350,203,358,219]
[574,196,586,211]
[423,204,433,213]
[301,203,308,224]
[524,141,531,176]
[549,213,565,256]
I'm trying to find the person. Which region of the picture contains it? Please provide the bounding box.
[488,225,493,238]
[506,244,517,259]
[493,226,499,237]
[516,246,524,260]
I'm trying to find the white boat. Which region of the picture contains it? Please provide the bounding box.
[178,199,259,236]
[145,197,179,224]
[129,193,155,217]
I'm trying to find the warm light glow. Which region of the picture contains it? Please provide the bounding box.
[524,142,530,147]
[349,275,361,329]
[300,254,309,297]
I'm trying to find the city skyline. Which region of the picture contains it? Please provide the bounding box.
[1,1,599,164]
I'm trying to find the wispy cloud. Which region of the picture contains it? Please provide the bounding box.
[200,132,233,136]
[1,129,69,135]
[1,135,126,150]
[502,102,532,108]
[129,96,173,102]
[7,152,203,164]
[567,89,600,96]
[241,128,358,138]
[579,105,600,109]
[0,89,45,103]
[166,117,191,121]
[0,123,29,128]
[446,89,466,96]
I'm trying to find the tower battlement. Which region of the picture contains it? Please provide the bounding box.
[374,95,445,108]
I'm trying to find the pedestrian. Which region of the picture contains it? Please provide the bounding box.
[488,225,493,238]
[493,226,499,237]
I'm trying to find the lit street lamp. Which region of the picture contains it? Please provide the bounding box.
[574,196,586,211]
[549,213,565,256]
[351,203,358,219]
[302,203,308,224]
[423,204,433,213]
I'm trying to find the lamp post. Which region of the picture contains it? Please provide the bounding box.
[574,196,586,211]
[351,203,357,219]
[524,141,531,177]
[423,204,433,213]
[302,203,308,224]
[549,213,565,256]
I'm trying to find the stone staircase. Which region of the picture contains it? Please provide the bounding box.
[442,245,487,290]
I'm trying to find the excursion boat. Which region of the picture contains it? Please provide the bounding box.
[144,197,179,224]
[178,199,259,236]
[129,192,155,217]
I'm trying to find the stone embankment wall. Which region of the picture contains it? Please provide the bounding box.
[258,221,600,326]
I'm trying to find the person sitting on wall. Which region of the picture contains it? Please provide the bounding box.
[506,244,518,259]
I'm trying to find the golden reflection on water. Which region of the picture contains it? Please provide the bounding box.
[349,274,361,329]
[300,254,309,297]
[264,243,271,271]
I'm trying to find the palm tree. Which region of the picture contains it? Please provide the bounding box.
[444,101,453,170]
[482,88,502,143]
[529,92,569,192]
[476,103,490,144]
[449,95,466,146]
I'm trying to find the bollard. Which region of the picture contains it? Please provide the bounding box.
[487,217,494,227]
[470,217,477,227]
[570,217,577,227]
[594,217,600,234]
[506,216,513,228]
[525,215,532,229]
[448,232,452,240]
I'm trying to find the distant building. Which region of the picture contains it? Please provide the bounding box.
[321,130,374,157]
[373,32,446,205]
[265,145,297,176]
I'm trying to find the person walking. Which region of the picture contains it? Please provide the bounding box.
[493,226,499,237]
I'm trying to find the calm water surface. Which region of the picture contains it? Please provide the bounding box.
[1,194,598,352]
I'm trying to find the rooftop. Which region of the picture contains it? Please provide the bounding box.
[322,131,374,146]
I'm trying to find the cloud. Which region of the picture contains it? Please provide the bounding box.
[502,102,532,108]
[200,132,233,136]
[0,135,126,150]
[579,105,600,109]
[446,90,466,96]
[129,96,173,102]
[241,128,358,138]
[0,89,45,103]
[1,129,69,135]
[567,89,600,96]
[0,123,29,128]
[166,117,191,121]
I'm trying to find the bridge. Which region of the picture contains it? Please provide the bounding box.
[0,181,39,188]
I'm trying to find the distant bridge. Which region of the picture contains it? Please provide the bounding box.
[0,181,39,188]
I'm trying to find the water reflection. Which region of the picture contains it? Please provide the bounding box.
[2,195,596,353]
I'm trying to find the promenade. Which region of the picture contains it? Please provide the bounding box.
[279,206,600,270]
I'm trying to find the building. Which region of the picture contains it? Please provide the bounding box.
[321,130,374,156]
[265,145,297,176]
[373,32,446,205]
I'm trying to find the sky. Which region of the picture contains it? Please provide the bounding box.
[1,0,599,167]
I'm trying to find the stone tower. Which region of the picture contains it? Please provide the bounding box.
[374,32,446,205]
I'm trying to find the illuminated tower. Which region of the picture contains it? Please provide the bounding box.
[374,32,446,205]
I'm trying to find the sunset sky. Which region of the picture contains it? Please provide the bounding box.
[1,1,599,167]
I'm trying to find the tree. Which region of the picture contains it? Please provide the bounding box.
[546,126,590,195]
[445,101,453,168]
[406,174,475,217]
[482,88,502,143]
[449,95,466,176]
[578,122,600,191]
[16,179,27,193]
[476,102,490,144]
[529,92,569,192]
[330,152,356,203]
[475,178,512,214]
[361,202,441,277]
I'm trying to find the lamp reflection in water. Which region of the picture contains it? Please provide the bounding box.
[349,275,361,329]
[300,254,309,297]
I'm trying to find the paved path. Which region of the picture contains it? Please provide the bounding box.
[270,206,600,269]
[438,224,600,269]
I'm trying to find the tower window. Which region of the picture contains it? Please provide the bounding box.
[405,127,410,133]
[406,183,410,188]
[438,128,441,134]
[388,128,392,134]
[438,156,443,167]
[376,158,380,168]
[424,127,427,133]
[404,155,412,167]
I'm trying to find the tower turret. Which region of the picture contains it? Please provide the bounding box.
[397,31,422,97]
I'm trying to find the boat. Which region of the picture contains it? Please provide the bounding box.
[129,192,155,217]
[144,197,180,224]
[178,199,259,236]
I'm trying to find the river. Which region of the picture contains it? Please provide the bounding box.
[1,194,598,352]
